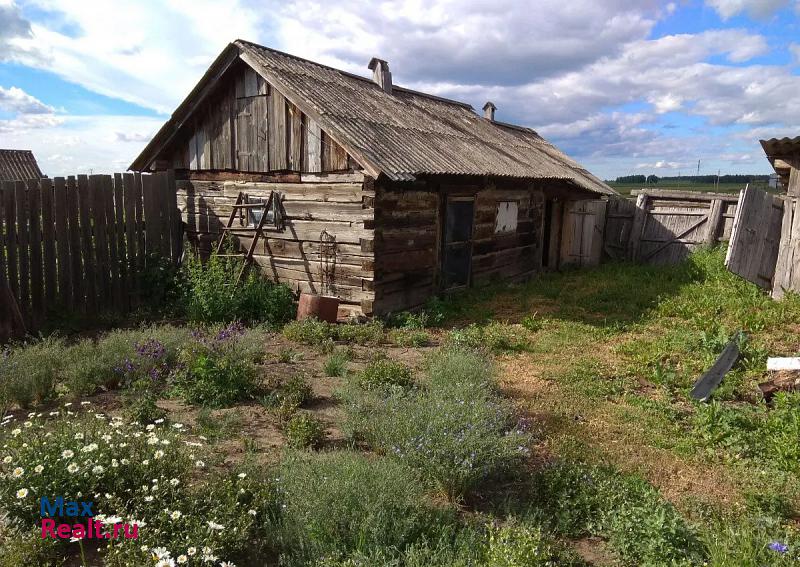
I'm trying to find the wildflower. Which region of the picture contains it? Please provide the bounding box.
[169,478,179,486]
[61,449,74,459]
[144,496,154,502]
[155,560,175,567]
[147,437,160,445]
[67,463,80,474]
[177,556,188,564]
[187,547,197,556]
[74,432,83,440]
[34,464,44,473]
[69,536,83,542]
[146,424,156,431]
[2,456,11,463]
[151,547,170,560]
[248,509,257,516]
[121,458,129,465]
[769,541,789,554]
[172,423,184,429]
[23,421,32,428]
[92,465,105,475]
[237,473,247,479]
[81,443,98,453]
[170,510,182,520]
[207,520,224,531]
[111,459,119,468]
[155,418,164,424]
[154,450,165,459]
[81,401,91,406]
[220,562,236,567]
[195,460,205,468]
[16,488,28,498]
[12,467,24,478]
[11,428,21,436]
[101,434,112,442]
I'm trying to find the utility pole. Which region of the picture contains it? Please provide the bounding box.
[696,159,701,177]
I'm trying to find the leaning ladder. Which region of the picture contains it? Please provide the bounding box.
[215,191,280,285]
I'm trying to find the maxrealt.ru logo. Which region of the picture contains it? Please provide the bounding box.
[40,496,139,540]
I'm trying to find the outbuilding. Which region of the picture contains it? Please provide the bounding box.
[131,40,616,317]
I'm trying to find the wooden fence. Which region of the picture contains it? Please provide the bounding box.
[603,189,740,265]
[0,172,181,340]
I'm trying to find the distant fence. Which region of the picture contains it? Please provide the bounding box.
[603,189,740,265]
[0,172,181,340]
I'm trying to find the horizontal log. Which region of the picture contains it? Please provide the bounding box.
[301,172,365,184]
[176,169,301,183]
[376,248,436,273]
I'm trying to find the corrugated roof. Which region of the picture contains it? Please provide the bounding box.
[0,149,44,182]
[760,136,800,159]
[133,41,615,196]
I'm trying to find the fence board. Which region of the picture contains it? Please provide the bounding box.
[15,180,30,324]
[0,171,180,339]
[114,173,127,309]
[77,175,96,313]
[66,177,82,310]
[41,179,57,307]
[105,175,121,308]
[53,177,72,308]
[27,179,44,325]
[2,182,18,300]
[123,173,138,307]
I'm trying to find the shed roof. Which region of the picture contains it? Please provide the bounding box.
[133,41,615,196]
[0,149,44,182]
[760,136,800,186]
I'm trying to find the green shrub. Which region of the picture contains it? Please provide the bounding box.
[356,358,413,392]
[531,461,705,565]
[324,351,349,377]
[389,327,431,347]
[347,349,529,500]
[278,348,303,363]
[283,318,336,345]
[520,314,543,332]
[0,337,63,408]
[171,323,264,407]
[285,413,326,449]
[486,520,558,567]
[122,378,166,424]
[264,373,313,408]
[182,251,295,326]
[273,451,457,564]
[445,322,528,353]
[336,320,385,345]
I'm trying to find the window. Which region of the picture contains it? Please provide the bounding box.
[495,201,518,234]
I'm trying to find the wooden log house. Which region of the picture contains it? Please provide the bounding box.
[131,40,616,317]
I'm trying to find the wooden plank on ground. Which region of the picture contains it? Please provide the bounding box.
[41,178,56,308]
[53,177,72,308]
[77,175,96,313]
[27,178,44,326]
[15,180,30,325]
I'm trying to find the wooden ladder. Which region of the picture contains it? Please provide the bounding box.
[215,191,279,285]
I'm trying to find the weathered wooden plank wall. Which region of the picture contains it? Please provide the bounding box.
[0,172,180,341]
[161,64,353,175]
[616,189,740,265]
[176,172,374,317]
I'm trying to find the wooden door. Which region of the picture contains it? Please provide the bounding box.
[726,185,783,290]
[560,200,606,268]
[441,197,475,290]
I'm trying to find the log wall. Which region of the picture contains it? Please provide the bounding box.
[372,177,545,314]
[177,172,374,318]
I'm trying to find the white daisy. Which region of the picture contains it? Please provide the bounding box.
[67,463,80,474]
[169,478,179,486]
[92,465,105,475]
[34,465,44,473]
[187,547,197,556]
[61,449,74,459]
[11,429,21,436]
[248,509,257,516]
[176,555,188,564]
[207,520,224,531]
[195,460,205,468]
[170,510,182,520]
[74,432,83,440]
[16,488,28,498]
[154,450,165,459]
[12,467,23,478]
[2,456,12,463]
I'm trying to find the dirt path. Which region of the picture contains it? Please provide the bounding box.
[497,348,747,514]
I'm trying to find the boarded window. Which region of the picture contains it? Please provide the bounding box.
[495,201,518,234]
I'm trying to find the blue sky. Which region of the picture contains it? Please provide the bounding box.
[0,0,798,179]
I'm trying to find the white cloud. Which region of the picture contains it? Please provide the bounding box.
[705,0,792,19]
[3,114,164,175]
[6,0,265,112]
[0,85,55,114]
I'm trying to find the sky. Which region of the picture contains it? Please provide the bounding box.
[0,0,798,180]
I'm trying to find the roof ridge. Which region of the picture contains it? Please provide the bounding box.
[234,39,473,110]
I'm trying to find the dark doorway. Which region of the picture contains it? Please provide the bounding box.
[441,197,475,289]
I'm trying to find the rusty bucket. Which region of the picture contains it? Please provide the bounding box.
[297,293,339,323]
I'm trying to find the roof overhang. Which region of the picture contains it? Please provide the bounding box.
[760,137,800,186]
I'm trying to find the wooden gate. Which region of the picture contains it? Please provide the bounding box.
[626,190,738,265]
[725,185,783,291]
[559,200,606,268]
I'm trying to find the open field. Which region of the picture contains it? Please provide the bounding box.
[1,248,799,565]
[608,181,765,196]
